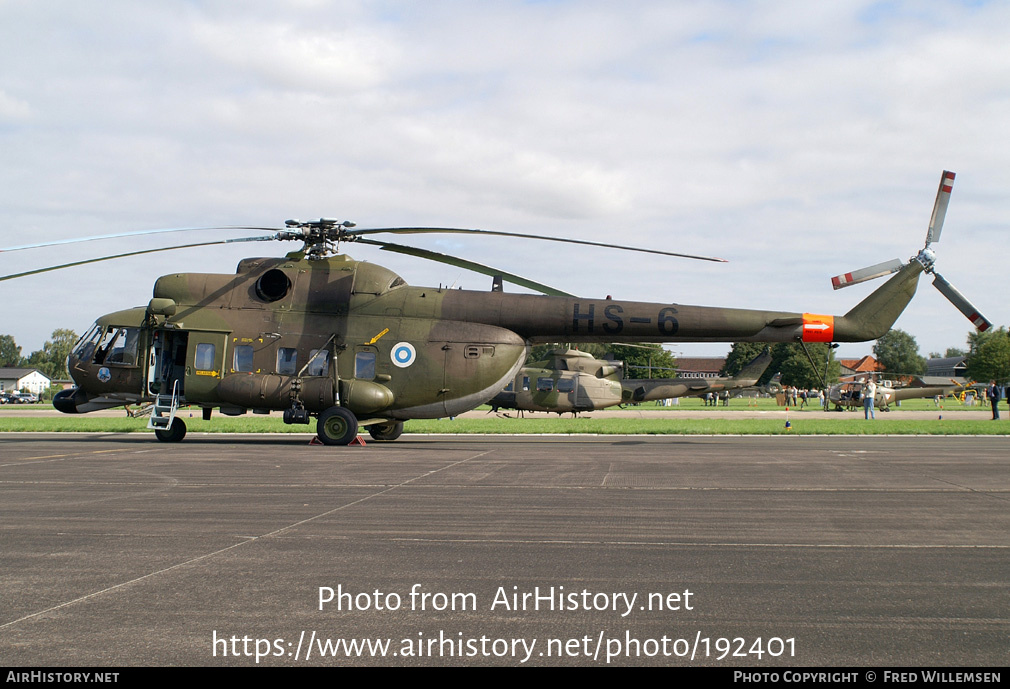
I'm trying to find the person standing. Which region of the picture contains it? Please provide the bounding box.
[988,381,1001,420]
[863,378,877,420]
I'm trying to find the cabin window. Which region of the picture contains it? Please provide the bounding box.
[307,349,330,376]
[522,376,530,391]
[557,379,575,393]
[195,343,216,371]
[537,377,554,392]
[504,381,514,392]
[233,345,254,372]
[355,352,376,380]
[277,347,297,375]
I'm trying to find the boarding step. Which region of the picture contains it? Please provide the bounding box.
[147,382,180,430]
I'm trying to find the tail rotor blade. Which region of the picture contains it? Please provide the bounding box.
[831,258,904,289]
[932,272,991,331]
[926,170,955,246]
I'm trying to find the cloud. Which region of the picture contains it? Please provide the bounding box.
[189,18,399,92]
[0,89,31,121]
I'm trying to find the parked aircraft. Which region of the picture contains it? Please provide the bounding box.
[827,377,962,411]
[488,349,772,414]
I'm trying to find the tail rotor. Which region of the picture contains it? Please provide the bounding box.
[829,170,991,332]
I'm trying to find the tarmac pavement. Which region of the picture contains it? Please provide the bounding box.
[1,433,1007,666]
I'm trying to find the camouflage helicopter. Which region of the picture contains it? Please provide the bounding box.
[489,348,772,415]
[1,171,990,445]
[826,376,962,412]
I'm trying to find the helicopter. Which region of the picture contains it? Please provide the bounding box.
[488,348,772,415]
[826,375,962,412]
[1,171,991,445]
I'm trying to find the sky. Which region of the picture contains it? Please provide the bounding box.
[2,0,1007,363]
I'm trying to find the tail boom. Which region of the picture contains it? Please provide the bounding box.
[437,259,924,344]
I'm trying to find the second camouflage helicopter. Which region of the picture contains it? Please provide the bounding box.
[489,347,773,415]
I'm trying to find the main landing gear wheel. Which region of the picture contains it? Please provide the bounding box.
[367,421,403,442]
[317,406,359,446]
[154,418,187,443]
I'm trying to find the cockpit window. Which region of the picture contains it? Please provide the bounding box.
[90,326,141,366]
[72,324,103,363]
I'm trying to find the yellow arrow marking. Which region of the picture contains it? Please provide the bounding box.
[366,328,390,345]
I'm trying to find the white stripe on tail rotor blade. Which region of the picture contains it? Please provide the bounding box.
[830,259,904,290]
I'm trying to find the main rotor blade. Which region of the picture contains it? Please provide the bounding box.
[830,258,905,289]
[354,238,576,297]
[932,271,991,331]
[348,227,727,263]
[925,170,955,246]
[0,236,275,282]
[0,226,283,253]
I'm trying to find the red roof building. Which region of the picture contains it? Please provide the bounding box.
[838,355,882,380]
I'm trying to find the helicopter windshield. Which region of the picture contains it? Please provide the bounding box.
[73,324,142,366]
[72,324,102,363]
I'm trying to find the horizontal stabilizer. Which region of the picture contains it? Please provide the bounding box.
[831,259,904,290]
[932,272,991,331]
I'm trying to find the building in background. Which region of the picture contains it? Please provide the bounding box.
[0,368,52,395]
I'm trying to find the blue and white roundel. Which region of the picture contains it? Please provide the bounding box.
[391,342,416,368]
[97,367,111,383]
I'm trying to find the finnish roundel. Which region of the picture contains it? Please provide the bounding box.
[391,342,416,368]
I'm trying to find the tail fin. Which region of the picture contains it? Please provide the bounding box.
[732,348,773,386]
[833,260,924,341]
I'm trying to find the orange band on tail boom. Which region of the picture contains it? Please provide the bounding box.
[802,313,835,342]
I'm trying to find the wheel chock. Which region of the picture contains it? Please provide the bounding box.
[308,435,367,446]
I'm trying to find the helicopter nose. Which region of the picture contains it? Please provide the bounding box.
[53,389,82,414]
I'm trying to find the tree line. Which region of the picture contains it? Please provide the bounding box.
[0,330,79,380]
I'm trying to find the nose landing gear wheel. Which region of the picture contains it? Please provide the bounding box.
[317,406,359,446]
[154,418,187,443]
